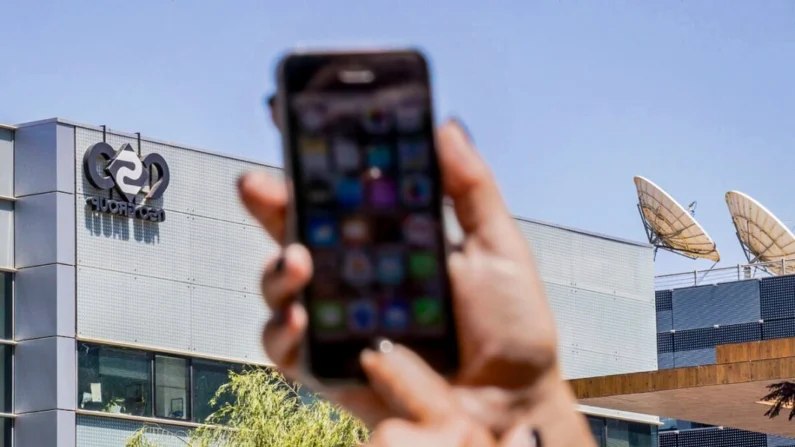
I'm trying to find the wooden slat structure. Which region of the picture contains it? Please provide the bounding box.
[568,338,795,437]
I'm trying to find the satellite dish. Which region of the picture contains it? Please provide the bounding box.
[725,191,795,276]
[634,176,720,262]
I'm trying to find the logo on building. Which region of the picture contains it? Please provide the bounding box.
[83,142,170,222]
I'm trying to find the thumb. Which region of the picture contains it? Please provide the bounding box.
[360,339,457,424]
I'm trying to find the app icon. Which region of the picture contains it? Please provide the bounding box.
[342,217,370,244]
[311,250,338,292]
[300,138,328,173]
[307,217,337,247]
[383,301,410,332]
[413,298,442,328]
[348,300,377,333]
[363,108,390,134]
[313,301,344,330]
[402,174,432,207]
[369,178,397,208]
[306,177,334,204]
[403,214,437,247]
[409,252,437,279]
[342,250,374,286]
[377,250,404,285]
[301,107,325,133]
[336,178,363,209]
[398,140,429,171]
[395,103,424,132]
[367,145,392,169]
[333,138,360,171]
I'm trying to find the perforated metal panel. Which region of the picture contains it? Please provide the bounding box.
[715,322,761,345]
[674,348,715,367]
[657,333,673,354]
[761,275,795,320]
[671,280,761,331]
[763,318,795,340]
[676,428,766,447]
[656,290,673,312]
[657,310,672,332]
[659,432,676,447]
[673,327,716,351]
[657,352,673,370]
[75,127,277,362]
[76,414,190,447]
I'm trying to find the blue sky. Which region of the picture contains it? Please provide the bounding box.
[3,0,795,275]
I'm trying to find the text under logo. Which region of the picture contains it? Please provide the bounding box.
[83,142,170,223]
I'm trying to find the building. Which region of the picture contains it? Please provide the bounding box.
[0,117,659,446]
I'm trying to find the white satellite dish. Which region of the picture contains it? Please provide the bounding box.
[726,191,795,276]
[634,176,720,262]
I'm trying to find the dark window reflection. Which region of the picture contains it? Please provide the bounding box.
[77,343,152,417]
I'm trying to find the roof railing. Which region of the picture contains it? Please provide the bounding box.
[654,259,795,291]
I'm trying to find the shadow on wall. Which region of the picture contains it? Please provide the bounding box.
[84,207,161,244]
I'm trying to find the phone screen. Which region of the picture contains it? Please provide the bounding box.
[280,51,458,381]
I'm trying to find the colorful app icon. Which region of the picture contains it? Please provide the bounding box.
[403,214,436,247]
[401,174,432,207]
[383,301,410,332]
[363,108,390,134]
[301,107,325,132]
[348,300,377,333]
[300,138,328,173]
[307,217,337,247]
[377,250,404,285]
[398,140,429,171]
[413,298,442,328]
[313,301,344,330]
[409,251,437,279]
[306,177,334,204]
[395,103,424,133]
[342,250,374,286]
[367,145,392,169]
[336,178,363,208]
[342,216,370,244]
[369,178,397,208]
[333,138,360,171]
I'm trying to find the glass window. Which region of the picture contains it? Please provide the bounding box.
[192,359,242,423]
[155,355,189,420]
[587,416,606,447]
[606,419,656,447]
[0,346,10,414]
[0,417,10,447]
[77,343,152,417]
[0,273,11,339]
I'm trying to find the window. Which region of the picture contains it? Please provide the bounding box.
[0,346,11,414]
[0,273,10,339]
[192,359,242,423]
[77,343,152,417]
[155,355,189,420]
[587,416,606,447]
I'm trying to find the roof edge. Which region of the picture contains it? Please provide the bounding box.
[16,117,650,249]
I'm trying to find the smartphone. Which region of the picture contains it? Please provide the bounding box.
[276,49,459,383]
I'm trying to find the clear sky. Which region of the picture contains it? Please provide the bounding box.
[3,0,795,276]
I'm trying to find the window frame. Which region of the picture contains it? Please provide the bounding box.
[153,354,192,422]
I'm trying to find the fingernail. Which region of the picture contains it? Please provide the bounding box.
[449,117,473,143]
[274,256,286,274]
[371,337,394,354]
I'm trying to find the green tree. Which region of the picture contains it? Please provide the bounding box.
[126,368,368,447]
[762,381,795,420]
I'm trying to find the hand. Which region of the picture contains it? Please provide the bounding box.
[361,340,537,447]
[239,118,593,444]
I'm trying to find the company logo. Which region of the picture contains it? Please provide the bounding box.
[83,142,170,222]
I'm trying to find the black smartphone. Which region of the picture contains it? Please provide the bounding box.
[276,49,459,383]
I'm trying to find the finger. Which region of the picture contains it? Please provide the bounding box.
[262,302,306,370]
[261,244,313,311]
[360,341,457,424]
[436,120,514,240]
[238,171,288,242]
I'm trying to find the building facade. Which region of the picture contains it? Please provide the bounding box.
[654,274,795,446]
[0,118,659,446]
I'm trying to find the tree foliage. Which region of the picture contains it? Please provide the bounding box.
[762,381,795,420]
[126,368,368,447]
